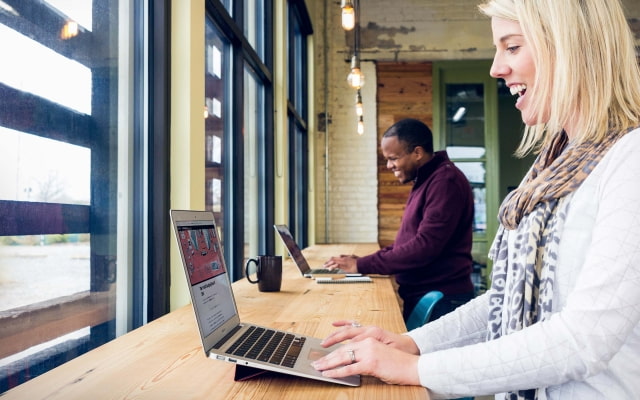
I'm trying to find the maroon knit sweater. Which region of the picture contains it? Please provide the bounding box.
[357,151,475,307]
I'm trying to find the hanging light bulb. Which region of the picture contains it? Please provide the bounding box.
[341,0,355,31]
[357,115,364,135]
[347,55,364,89]
[355,90,363,117]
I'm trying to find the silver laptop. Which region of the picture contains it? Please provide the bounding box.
[171,210,360,386]
[273,224,362,278]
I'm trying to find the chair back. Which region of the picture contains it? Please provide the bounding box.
[405,291,474,399]
[405,290,444,331]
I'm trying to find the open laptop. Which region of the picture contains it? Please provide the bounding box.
[273,224,362,278]
[170,210,360,386]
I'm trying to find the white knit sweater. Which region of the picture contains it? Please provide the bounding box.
[406,128,640,399]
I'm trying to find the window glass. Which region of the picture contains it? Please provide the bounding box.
[221,0,233,16]
[0,0,124,391]
[287,1,311,245]
[244,0,265,61]
[243,66,263,261]
[445,83,487,234]
[0,24,91,114]
[205,19,229,247]
[0,129,90,204]
[205,0,272,279]
[43,0,92,30]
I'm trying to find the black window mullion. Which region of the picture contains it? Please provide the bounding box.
[146,0,171,323]
[286,0,311,247]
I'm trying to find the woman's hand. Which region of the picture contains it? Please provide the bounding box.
[321,320,419,354]
[312,337,421,385]
[312,321,422,385]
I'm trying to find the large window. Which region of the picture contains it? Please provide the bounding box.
[287,0,312,246]
[0,0,169,392]
[205,22,229,247]
[0,0,121,390]
[243,66,267,259]
[205,0,273,280]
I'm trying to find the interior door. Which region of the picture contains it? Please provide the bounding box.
[433,61,499,290]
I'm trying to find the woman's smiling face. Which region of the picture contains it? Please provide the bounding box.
[489,17,542,126]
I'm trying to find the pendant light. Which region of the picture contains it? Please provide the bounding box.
[347,55,364,89]
[341,0,355,30]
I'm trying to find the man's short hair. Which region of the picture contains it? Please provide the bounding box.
[382,118,434,154]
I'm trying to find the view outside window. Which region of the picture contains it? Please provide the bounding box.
[244,0,265,62]
[445,83,487,234]
[205,0,273,279]
[243,66,264,261]
[0,130,91,310]
[205,20,228,251]
[287,2,311,245]
[0,0,124,391]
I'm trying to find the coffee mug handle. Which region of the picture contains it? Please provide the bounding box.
[245,258,260,284]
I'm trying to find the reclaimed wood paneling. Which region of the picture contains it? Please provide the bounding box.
[376,62,433,247]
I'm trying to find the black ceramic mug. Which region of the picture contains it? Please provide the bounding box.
[245,255,282,292]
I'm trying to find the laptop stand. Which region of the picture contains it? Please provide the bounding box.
[233,365,270,381]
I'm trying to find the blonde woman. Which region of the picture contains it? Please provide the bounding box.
[312,0,640,398]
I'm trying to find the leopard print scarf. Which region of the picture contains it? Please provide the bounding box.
[487,129,628,400]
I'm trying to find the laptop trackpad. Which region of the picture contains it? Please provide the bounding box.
[307,348,330,361]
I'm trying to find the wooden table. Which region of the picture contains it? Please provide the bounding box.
[3,244,429,399]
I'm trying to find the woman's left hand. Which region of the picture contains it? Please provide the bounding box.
[311,336,421,385]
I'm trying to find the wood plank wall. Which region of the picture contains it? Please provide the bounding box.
[376,62,434,248]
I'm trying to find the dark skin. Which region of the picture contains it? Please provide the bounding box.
[323,135,433,272]
[315,137,433,383]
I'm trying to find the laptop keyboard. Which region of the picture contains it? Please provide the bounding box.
[218,326,306,368]
[309,268,342,274]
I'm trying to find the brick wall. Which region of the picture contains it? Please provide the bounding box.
[309,0,640,244]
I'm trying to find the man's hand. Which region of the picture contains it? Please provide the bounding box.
[323,254,359,273]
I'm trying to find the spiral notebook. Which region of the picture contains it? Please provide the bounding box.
[316,276,372,284]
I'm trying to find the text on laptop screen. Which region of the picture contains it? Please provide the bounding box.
[176,224,236,338]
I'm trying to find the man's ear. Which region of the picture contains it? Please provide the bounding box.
[413,145,426,159]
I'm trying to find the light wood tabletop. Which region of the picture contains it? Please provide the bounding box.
[3,243,429,400]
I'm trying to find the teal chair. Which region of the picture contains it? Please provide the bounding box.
[405,290,473,400]
[405,290,444,331]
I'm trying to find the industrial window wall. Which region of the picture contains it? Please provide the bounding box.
[0,0,170,392]
[287,0,312,247]
[204,0,275,280]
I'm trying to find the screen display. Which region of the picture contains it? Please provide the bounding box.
[176,224,236,338]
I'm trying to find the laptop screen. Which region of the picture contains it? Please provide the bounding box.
[274,224,311,273]
[175,222,236,338]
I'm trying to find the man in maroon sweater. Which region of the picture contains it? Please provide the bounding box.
[324,118,475,321]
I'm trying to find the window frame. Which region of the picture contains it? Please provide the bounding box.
[0,0,171,390]
[286,0,313,246]
[433,61,499,267]
[204,0,274,280]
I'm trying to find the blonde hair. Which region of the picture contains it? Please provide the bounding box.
[479,0,640,156]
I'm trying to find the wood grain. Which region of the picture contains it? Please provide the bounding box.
[3,244,429,400]
[376,63,434,247]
